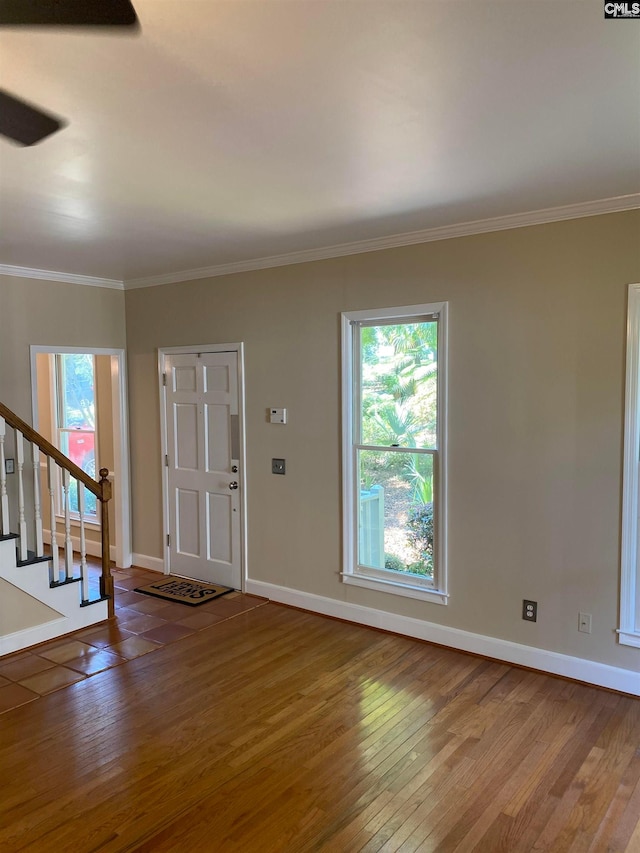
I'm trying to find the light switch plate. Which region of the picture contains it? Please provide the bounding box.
[578,612,592,634]
[5,458,14,475]
[269,408,287,424]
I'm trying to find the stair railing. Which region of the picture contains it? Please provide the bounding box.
[0,401,114,617]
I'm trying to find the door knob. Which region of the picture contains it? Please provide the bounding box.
[229,481,238,490]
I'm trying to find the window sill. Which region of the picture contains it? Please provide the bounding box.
[341,571,448,605]
[618,629,640,649]
[54,514,100,530]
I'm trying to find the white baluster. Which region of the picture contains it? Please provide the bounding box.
[47,457,59,580]
[0,416,8,536]
[78,482,89,602]
[62,469,73,580]
[16,432,27,562]
[32,443,43,558]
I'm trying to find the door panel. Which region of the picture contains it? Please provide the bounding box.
[176,489,200,556]
[174,364,197,392]
[165,351,241,588]
[175,404,198,469]
[207,492,232,563]
[203,363,230,393]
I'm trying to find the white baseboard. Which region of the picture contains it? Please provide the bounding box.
[44,529,116,562]
[245,579,640,697]
[131,553,165,573]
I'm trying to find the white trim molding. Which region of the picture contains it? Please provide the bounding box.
[0,264,124,289]
[30,345,132,570]
[124,195,640,289]
[43,529,116,563]
[131,553,165,573]
[1,196,637,292]
[246,580,640,696]
[619,283,640,649]
[341,302,448,603]
[341,571,449,605]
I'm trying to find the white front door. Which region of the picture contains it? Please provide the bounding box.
[164,351,241,589]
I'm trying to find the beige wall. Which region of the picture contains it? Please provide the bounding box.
[0,579,62,634]
[0,277,125,573]
[0,275,126,421]
[1,217,638,671]
[124,211,640,672]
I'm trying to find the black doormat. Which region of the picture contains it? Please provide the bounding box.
[135,576,234,607]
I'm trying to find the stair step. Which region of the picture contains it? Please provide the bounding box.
[16,552,50,568]
[0,532,19,542]
[80,594,110,607]
[50,575,82,588]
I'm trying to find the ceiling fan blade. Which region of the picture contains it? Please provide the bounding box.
[0,89,66,146]
[0,0,139,27]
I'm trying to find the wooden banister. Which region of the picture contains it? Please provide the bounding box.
[0,402,102,499]
[99,468,114,612]
[0,401,115,618]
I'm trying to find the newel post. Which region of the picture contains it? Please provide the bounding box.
[99,468,115,618]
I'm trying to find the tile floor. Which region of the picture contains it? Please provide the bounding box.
[0,563,268,714]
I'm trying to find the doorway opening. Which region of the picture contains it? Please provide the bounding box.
[30,345,132,569]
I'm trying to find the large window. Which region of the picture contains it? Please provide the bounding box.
[54,353,98,518]
[341,302,447,604]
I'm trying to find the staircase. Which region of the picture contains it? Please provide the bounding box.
[0,401,113,656]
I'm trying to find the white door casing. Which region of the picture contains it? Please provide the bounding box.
[160,347,245,589]
[30,346,132,569]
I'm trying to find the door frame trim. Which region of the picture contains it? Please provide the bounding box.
[158,343,248,590]
[29,345,132,569]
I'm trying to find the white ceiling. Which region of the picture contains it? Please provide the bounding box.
[0,0,638,287]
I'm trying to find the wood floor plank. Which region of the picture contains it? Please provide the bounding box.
[0,602,638,852]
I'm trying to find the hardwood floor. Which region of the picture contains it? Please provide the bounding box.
[0,564,267,713]
[0,603,639,852]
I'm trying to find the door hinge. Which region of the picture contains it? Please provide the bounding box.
[162,372,167,386]
[167,533,170,547]
[165,454,169,467]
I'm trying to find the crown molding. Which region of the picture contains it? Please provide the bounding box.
[1,194,638,291]
[0,265,124,290]
[124,194,640,290]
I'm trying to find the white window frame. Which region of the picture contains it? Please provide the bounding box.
[341,301,448,605]
[53,352,99,522]
[619,283,640,648]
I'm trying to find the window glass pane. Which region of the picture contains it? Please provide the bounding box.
[59,431,97,516]
[60,431,96,477]
[57,353,98,517]
[360,321,437,449]
[358,449,434,580]
[59,354,95,430]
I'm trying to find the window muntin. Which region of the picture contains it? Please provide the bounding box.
[342,304,447,603]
